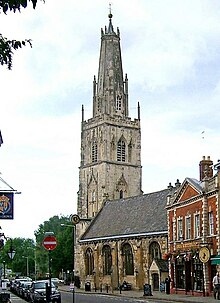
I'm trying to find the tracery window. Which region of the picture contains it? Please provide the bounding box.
[85,248,94,276]
[149,241,161,261]
[92,141,97,162]
[117,139,126,162]
[122,243,134,275]
[102,245,112,275]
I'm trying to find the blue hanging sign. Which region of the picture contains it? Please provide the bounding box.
[0,193,14,219]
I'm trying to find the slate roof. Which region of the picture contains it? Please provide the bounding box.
[155,259,169,272]
[185,177,203,192]
[80,188,175,242]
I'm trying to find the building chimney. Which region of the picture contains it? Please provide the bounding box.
[199,156,213,181]
[175,179,181,188]
[167,182,173,189]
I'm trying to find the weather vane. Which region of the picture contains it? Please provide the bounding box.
[109,2,112,14]
[108,2,113,18]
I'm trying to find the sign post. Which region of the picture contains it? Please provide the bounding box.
[42,234,57,303]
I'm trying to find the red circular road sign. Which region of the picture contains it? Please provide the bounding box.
[43,235,57,250]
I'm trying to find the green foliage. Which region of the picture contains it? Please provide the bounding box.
[0,0,43,14]
[0,0,45,69]
[0,34,32,69]
[0,215,73,280]
[0,237,35,277]
[34,215,73,278]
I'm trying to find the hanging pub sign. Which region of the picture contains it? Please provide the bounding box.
[0,193,14,219]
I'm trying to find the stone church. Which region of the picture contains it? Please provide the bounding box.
[75,12,176,291]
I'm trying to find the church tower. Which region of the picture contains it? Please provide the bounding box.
[77,12,142,220]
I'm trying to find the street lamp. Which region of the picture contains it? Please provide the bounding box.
[7,238,16,260]
[61,223,76,303]
[7,249,15,260]
[3,261,5,279]
[27,246,37,281]
[22,256,29,277]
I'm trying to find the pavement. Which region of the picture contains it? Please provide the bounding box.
[58,284,220,303]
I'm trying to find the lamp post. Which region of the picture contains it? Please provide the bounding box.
[42,232,57,303]
[27,246,37,281]
[61,214,91,303]
[61,223,75,303]
[7,238,16,260]
[3,261,5,279]
[22,256,29,277]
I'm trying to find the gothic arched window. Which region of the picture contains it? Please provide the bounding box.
[85,248,94,276]
[117,139,126,162]
[92,141,97,162]
[149,242,161,264]
[122,243,134,275]
[102,245,112,275]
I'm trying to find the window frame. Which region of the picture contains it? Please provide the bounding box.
[85,248,94,276]
[122,243,134,275]
[185,216,191,240]
[208,211,214,235]
[92,141,97,163]
[102,245,112,276]
[117,139,126,162]
[194,213,200,238]
[177,217,183,241]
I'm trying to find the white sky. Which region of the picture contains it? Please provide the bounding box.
[0,0,219,239]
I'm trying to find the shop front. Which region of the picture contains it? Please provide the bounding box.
[170,252,204,295]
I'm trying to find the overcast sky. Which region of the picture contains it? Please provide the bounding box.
[0,0,219,240]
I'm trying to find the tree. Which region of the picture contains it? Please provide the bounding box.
[0,237,35,277]
[0,0,44,69]
[34,215,73,278]
[0,215,73,280]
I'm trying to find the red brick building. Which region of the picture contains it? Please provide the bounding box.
[166,156,220,297]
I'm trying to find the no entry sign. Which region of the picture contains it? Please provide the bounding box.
[43,235,57,251]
